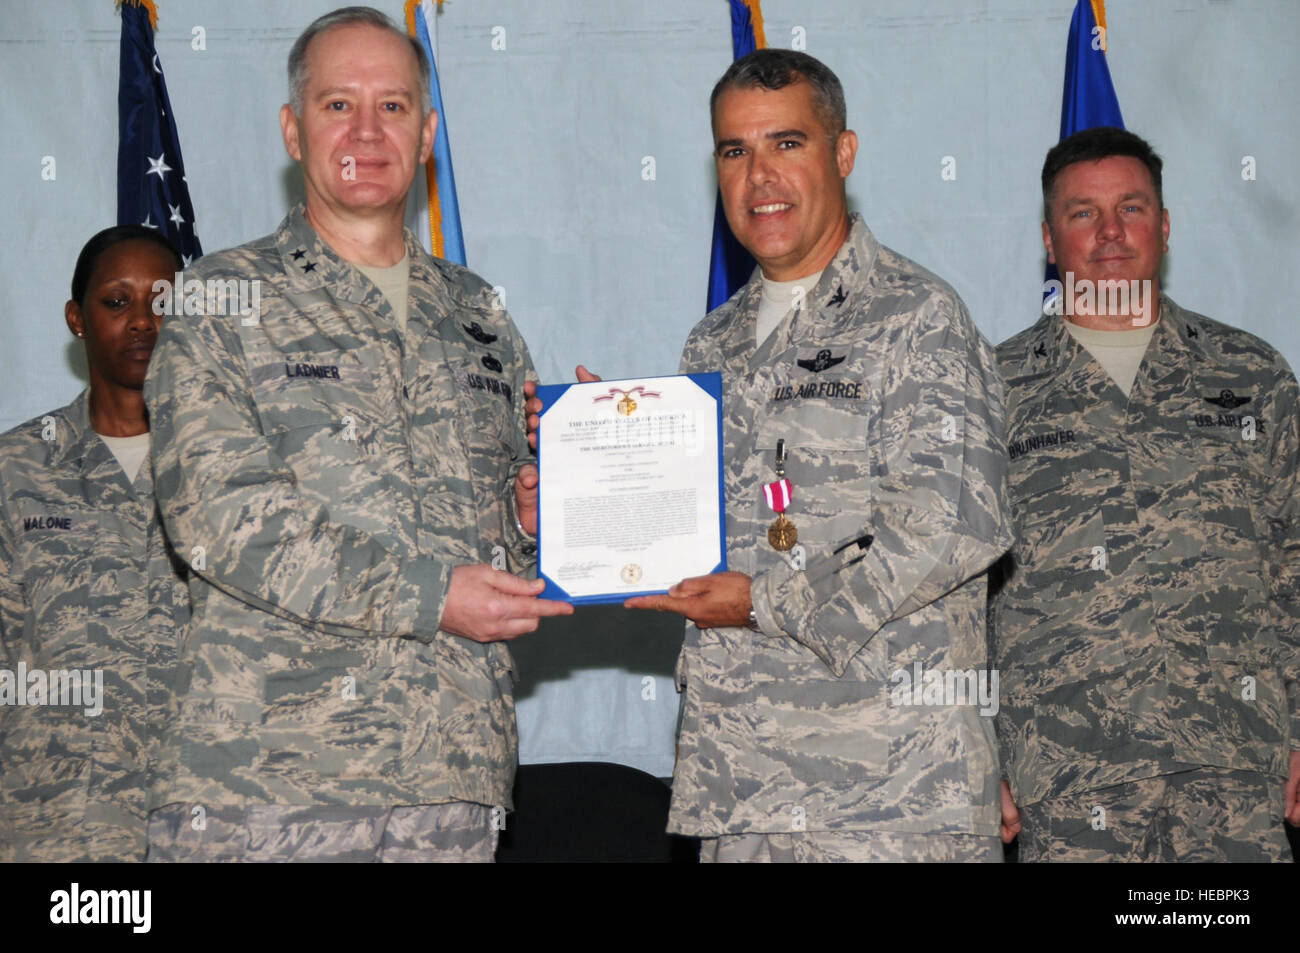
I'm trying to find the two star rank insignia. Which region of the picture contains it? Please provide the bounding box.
[289,248,316,272]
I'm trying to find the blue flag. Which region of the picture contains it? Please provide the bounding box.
[706,0,766,313]
[116,0,202,263]
[1059,0,1124,139]
[407,0,466,265]
[1046,0,1124,295]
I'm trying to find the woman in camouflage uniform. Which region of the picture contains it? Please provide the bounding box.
[0,226,189,861]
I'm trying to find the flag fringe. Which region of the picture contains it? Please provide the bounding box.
[425,161,445,259]
[741,0,767,49]
[116,0,159,31]
[1090,0,1108,51]
[406,0,447,258]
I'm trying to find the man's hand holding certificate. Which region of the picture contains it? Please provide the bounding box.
[529,372,727,605]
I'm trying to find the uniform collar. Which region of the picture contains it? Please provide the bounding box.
[728,212,880,367]
[49,389,145,499]
[1021,292,1191,395]
[48,388,95,469]
[275,203,437,318]
[793,212,879,334]
[1139,294,1199,385]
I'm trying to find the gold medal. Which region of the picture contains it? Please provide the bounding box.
[764,441,797,551]
[767,513,797,551]
[617,394,637,416]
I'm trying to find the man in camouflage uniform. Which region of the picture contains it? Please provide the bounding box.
[0,393,189,861]
[142,7,570,862]
[626,50,1013,862]
[992,126,1300,861]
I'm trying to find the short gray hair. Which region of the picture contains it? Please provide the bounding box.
[288,6,431,115]
[710,49,847,138]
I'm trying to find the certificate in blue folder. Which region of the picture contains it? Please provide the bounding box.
[536,373,727,605]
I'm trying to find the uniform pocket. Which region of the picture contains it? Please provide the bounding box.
[1030,670,1135,755]
[251,349,407,541]
[1000,472,1127,688]
[0,728,93,821]
[1196,457,1283,758]
[434,633,513,776]
[15,505,102,663]
[1201,650,1286,762]
[754,408,871,551]
[1171,464,1272,659]
[453,352,520,459]
[1193,464,1268,573]
[251,348,387,439]
[686,629,887,784]
[1009,471,1110,600]
[747,673,888,783]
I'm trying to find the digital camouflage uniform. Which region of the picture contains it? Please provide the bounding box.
[992,296,1300,861]
[144,801,496,862]
[142,206,536,857]
[0,391,188,861]
[1014,768,1291,863]
[673,215,1013,857]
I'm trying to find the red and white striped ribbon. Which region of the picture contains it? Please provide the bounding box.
[763,478,792,514]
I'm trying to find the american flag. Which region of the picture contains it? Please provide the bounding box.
[116,0,202,263]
